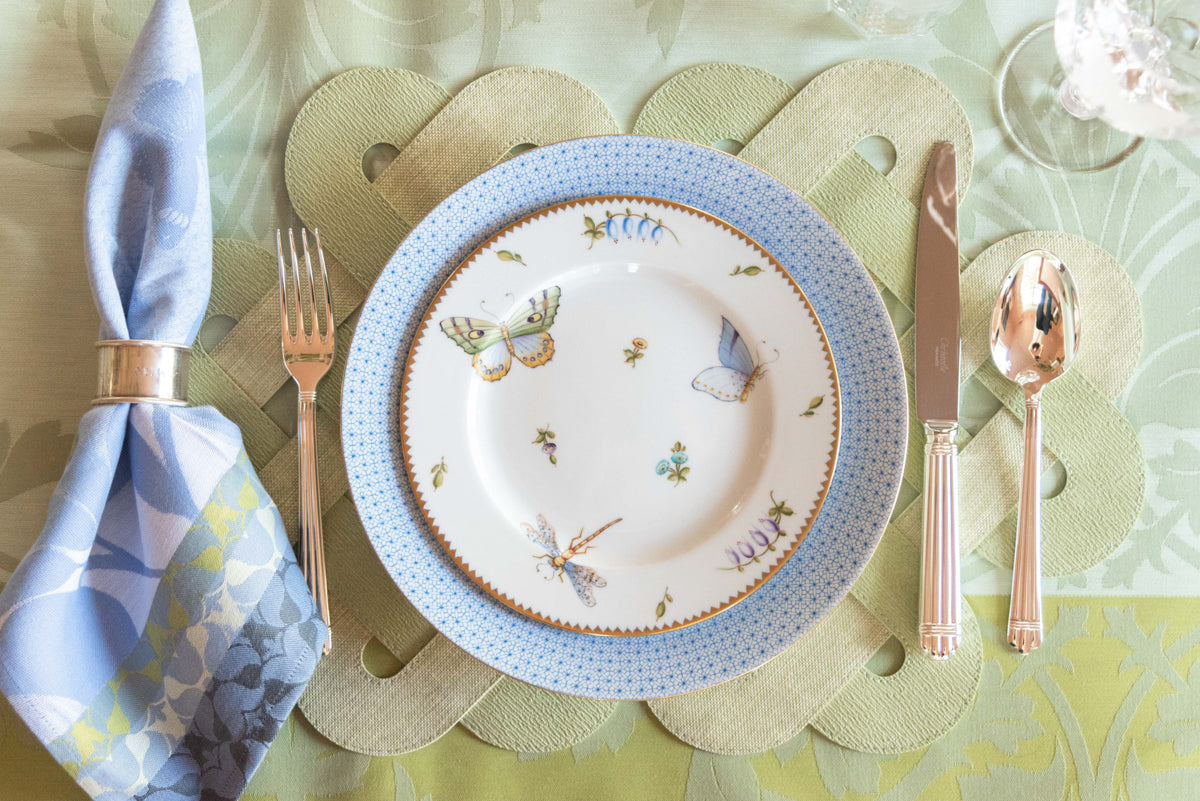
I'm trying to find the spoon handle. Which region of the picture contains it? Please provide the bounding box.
[919,422,960,659]
[1009,394,1044,653]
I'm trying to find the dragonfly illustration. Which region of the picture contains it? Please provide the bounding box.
[521,515,623,607]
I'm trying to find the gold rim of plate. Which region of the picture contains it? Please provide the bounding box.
[399,195,841,636]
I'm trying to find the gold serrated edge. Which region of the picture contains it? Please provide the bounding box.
[398,195,841,637]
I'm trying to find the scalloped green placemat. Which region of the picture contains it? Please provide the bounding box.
[185,60,1143,758]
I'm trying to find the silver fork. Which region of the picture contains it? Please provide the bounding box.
[277,227,334,655]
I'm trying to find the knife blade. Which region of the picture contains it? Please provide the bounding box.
[915,140,961,660]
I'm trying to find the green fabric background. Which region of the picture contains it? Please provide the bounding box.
[2,1,1199,799]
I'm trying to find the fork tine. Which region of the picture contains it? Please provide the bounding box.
[313,228,334,342]
[300,228,320,342]
[276,229,291,343]
[287,229,307,340]
[277,224,336,655]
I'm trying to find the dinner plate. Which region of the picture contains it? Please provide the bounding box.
[343,135,907,699]
[401,197,839,634]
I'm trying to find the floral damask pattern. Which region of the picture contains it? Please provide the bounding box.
[3,1,1200,799]
[136,560,321,801]
[929,0,1200,597]
[222,600,1200,801]
[38,453,322,801]
[0,421,75,582]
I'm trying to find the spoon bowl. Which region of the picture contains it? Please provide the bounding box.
[990,251,1081,395]
[989,250,1081,653]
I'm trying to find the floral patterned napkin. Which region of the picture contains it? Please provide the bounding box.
[0,1,325,798]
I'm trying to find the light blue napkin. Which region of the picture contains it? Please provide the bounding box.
[0,1,325,799]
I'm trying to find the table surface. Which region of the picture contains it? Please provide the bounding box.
[2,1,1199,799]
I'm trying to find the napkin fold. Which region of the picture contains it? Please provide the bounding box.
[0,1,325,799]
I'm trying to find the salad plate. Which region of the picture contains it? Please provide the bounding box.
[342,135,907,699]
[401,197,839,634]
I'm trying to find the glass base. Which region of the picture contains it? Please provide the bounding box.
[831,0,963,37]
[998,21,1143,173]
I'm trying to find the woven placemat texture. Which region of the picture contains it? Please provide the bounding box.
[188,60,1143,757]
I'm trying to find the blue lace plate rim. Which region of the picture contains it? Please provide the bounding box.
[342,134,908,700]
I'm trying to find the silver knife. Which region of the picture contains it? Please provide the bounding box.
[915,140,961,660]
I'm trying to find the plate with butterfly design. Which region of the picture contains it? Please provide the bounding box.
[344,134,908,699]
[401,197,839,634]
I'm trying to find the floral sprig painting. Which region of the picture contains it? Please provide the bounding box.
[583,208,679,249]
[728,264,763,277]
[533,425,558,465]
[624,337,648,367]
[655,587,674,620]
[496,249,526,266]
[430,457,448,490]
[722,492,794,571]
[655,442,690,486]
[801,395,824,417]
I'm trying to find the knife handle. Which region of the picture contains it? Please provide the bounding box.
[919,422,961,659]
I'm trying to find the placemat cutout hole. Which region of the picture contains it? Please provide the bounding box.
[363,142,401,183]
[854,135,897,176]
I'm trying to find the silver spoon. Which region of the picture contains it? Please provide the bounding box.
[989,250,1081,654]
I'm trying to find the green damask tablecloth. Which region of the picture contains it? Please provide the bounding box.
[2,1,1199,799]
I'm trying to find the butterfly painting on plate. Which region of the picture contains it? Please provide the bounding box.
[440,286,561,381]
[692,316,768,403]
[523,514,622,607]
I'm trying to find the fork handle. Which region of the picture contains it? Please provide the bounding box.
[298,392,332,654]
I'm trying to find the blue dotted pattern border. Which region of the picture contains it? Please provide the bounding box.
[342,136,908,700]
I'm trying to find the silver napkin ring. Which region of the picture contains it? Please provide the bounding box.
[94,340,190,406]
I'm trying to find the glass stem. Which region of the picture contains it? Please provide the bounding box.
[1059,78,1100,120]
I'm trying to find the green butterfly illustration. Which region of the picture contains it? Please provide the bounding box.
[439,286,561,381]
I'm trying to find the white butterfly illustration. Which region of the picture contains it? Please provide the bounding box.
[692,316,768,403]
